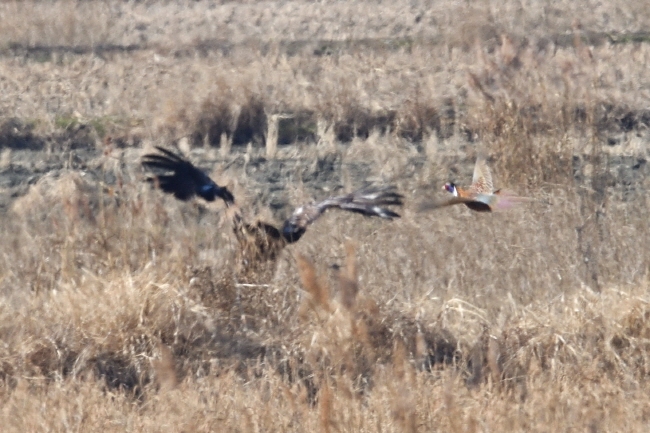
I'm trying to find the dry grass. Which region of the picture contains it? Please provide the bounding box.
[0,1,649,150]
[0,0,650,431]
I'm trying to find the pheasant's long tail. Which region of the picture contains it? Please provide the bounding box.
[491,190,533,211]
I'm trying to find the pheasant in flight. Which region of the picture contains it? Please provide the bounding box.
[142,147,403,265]
[420,155,529,212]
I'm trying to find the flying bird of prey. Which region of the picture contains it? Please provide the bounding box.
[420,155,529,212]
[142,146,235,205]
[142,147,403,269]
[230,184,403,269]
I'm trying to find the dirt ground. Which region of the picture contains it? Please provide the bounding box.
[0,119,647,217]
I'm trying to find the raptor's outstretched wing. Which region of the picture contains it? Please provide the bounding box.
[281,185,404,243]
[142,146,234,205]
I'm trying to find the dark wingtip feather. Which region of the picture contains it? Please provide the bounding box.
[356,185,405,206]
[376,208,401,219]
[221,188,235,206]
[141,156,179,171]
[332,184,404,220]
[152,146,184,162]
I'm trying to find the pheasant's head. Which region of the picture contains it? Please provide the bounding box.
[442,182,458,197]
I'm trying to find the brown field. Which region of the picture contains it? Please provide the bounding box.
[1,0,650,431]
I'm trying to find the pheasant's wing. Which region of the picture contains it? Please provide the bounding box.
[418,194,497,212]
[419,192,532,212]
[142,146,234,204]
[471,154,494,194]
[281,185,404,243]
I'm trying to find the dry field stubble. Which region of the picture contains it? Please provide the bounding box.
[0,0,650,431]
